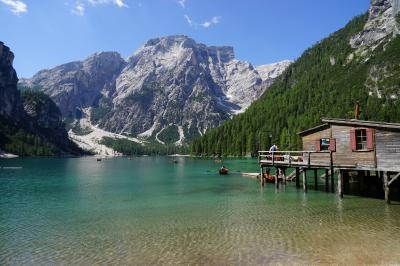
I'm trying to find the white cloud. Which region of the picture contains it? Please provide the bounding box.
[88,0,127,8]
[0,0,27,14]
[177,0,185,8]
[201,16,221,28]
[184,14,193,27]
[72,1,85,16]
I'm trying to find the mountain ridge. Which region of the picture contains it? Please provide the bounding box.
[20,35,291,152]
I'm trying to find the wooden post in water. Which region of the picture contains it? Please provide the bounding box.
[275,167,279,189]
[314,169,318,190]
[338,170,343,198]
[259,166,263,187]
[344,170,350,194]
[325,169,329,192]
[383,172,390,204]
[283,168,286,185]
[365,171,369,192]
[330,152,334,193]
[303,169,308,193]
[295,168,300,188]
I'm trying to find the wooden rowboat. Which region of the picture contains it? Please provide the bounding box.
[219,168,229,175]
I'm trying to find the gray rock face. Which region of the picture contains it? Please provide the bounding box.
[20,52,126,117]
[0,41,84,155]
[22,91,64,131]
[21,35,290,144]
[350,0,400,50]
[0,41,22,119]
[256,60,293,87]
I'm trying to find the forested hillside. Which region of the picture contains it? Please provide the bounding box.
[191,13,400,156]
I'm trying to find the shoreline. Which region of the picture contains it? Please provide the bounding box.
[0,152,19,159]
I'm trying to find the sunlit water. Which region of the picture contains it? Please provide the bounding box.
[1,157,400,265]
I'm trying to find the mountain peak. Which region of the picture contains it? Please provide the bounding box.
[87,51,124,60]
[350,0,400,50]
[144,35,192,47]
[134,35,235,63]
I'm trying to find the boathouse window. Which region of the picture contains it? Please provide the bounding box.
[320,138,330,151]
[315,138,336,151]
[350,128,374,151]
[356,129,367,150]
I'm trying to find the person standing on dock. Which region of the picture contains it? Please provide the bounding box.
[269,144,278,152]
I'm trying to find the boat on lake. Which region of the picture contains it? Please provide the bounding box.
[219,167,229,175]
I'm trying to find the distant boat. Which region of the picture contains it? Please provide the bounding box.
[219,167,229,175]
[97,158,102,162]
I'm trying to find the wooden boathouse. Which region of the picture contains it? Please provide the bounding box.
[258,118,400,204]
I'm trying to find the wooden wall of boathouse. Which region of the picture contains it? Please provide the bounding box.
[376,129,400,171]
[331,125,375,168]
[301,125,376,168]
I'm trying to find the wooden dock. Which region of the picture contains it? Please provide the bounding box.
[258,118,400,204]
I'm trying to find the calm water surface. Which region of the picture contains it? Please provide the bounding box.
[1,157,400,265]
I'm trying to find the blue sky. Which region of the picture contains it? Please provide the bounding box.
[1,0,370,78]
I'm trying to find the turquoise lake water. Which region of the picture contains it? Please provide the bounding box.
[1,157,400,265]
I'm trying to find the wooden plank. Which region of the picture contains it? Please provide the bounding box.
[388,172,400,186]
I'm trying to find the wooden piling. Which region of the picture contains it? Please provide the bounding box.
[295,168,300,188]
[260,166,264,187]
[303,170,307,193]
[344,170,350,194]
[325,169,329,192]
[283,168,287,185]
[275,168,279,189]
[383,172,390,204]
[338,170,343,198]
[314,169,318,190]
[330,152,334,193]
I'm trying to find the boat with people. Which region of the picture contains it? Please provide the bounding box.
[219,166,229,175]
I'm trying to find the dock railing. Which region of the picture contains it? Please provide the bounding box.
[258,150,332,168]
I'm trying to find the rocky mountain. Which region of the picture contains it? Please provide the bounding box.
[0,42,22,120]
[20,52,126,118]
[20,36,290,147]
[0,41,84,156]
[350,0,400,54]
[256,60,292,87]
[192,0,400,156]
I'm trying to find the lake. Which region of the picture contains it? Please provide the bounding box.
[1,157,400,265]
